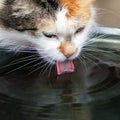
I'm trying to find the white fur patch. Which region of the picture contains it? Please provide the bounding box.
[0,7,95,63]
[0,29,36,50]
[55,9,76,36]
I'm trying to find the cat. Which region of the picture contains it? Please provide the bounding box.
[0,0,95,75]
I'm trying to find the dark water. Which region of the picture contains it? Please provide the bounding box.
[0,54,120,120]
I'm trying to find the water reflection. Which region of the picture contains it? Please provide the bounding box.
[0,59,120,120]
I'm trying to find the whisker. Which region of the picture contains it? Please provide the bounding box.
[77,55,88,72]
[42,62,52,75]
[95,7,120,18]
[39,62,51,75]
[82,53,101,70]
[86,34,107,44]
[28,59,45,72]
[0,56,38,69]
[45,57,56,76]
[6,58,40,74]
[41,55,57,75]
[82,47,113,54]
[0,47,37,54]
[28,60,49,75]
[82,35,106,47]
[10,54,38,63]
[82,47,120,59]
[48,64,54,77]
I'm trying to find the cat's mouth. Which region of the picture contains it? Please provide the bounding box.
[56,60,74,75]
[47,57,75,75]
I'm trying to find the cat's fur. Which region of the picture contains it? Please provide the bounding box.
[0,0,95,63]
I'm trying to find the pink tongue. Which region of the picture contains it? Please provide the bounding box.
[56,60,74,75]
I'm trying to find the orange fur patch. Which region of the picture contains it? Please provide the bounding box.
[59,0,81,18]
[58,41,77,58]
[59,0,95,19]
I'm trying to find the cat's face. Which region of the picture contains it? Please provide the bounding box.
[0,0,95,64]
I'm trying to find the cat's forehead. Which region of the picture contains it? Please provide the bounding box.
[45,0,95,34]
[55,9,81,35]
[10,0,94,18]
[0,0,94,34]
[44,9,89,36]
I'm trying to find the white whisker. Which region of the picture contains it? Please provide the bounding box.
[6,58,41,74]
[77,55,88,72]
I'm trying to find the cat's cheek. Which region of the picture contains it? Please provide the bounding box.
[73,35,86,48]
[35,39,66,62]
[72,34,88,58]
[46,49,67,62]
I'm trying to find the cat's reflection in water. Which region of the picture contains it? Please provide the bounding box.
[0,61,110,103]
[0,60,86,103]
[0,61,91,120]
[0,62,120,120]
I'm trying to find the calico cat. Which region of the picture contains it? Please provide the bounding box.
[0,0,95,75]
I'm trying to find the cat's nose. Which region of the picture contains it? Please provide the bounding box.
[60,46,78,58]
[64,51,75,58]
[63,47,78,58]
[58,41,78,58]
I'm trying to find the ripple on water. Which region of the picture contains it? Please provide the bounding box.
[0,62,120,120]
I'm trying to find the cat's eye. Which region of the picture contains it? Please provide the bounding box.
[16,28,37,32]
[75,27,85,34]
[43,32,58,39]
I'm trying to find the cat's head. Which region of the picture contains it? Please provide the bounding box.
[0,0,95,63]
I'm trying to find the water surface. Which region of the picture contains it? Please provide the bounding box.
[0,58,120,120]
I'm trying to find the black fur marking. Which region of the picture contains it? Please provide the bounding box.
[0,0,59,31]
[6,0,15,4]
[3,14,37,31]
[35,0,59,11]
